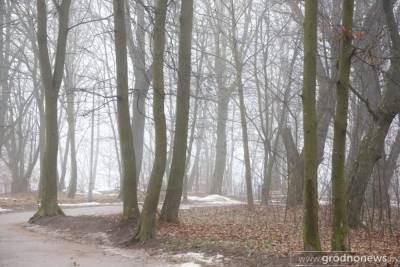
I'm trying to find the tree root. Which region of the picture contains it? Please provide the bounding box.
[28,205,65,224]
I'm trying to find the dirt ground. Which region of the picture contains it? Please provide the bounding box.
[31,205,400,266]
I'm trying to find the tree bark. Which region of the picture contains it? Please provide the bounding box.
[330,0,354,251]
[29,0,71,223]
[66,66,77,199]
[210,0,231,195]
[282,128,303,207]
[348,0,400,227]
[126,0,150,179]
[302,0,321,251]
[160,0,194,222]
[134,0,168,241]
[113,0,140,218]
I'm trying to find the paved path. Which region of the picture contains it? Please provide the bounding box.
[0,205,181,267]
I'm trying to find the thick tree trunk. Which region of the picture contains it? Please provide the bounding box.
[302,0,321,251]
[348,0,400,227]
[160,0,194,222]
[381,130,400,206]
[135,0,168,241]
[30,0,71,222]
[113,0,140,218]
[210,97,229,194]
[348,114,397,226]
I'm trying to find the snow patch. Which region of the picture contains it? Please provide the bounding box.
[0,207,12,213]
[59,202,121,207]
[173,252,225,265]
[177,263,201,267]
[186,194,243,205]
[319,200,330,206]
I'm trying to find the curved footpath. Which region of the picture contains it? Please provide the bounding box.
[0,205,186,267]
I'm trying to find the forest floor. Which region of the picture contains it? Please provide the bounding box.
[30,204,400,266]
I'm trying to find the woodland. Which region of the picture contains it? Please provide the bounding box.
[1,0,400,266]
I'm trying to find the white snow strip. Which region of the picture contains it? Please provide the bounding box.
[173,252,225,265]
[177,263,201,267]
[187,194,243,204]
[59,202,121,207]
[319,200,330,206]
[0,207,12,213]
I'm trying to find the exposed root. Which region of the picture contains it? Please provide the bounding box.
[29,205,65,224]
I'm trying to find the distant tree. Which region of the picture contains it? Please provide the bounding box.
[228,0,254,209]
[126,0,151,180]
[66,67,78,199]
[29,0,72,222]
[209,0,233,195]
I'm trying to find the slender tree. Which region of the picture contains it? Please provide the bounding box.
[331,0,355,251]
[65,65,78,199]
[209,0,231,195]
[160,0,194,223]
[113,0,139,218]
[29,0,71,222]
[126,0,151,179]
[302,0,321,251]
[134,0,168,241]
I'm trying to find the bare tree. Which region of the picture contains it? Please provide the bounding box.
[30,0,72,222]
[113,0,140,218]
[135,0,168,241]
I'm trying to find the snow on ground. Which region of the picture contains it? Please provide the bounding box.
[319,199,330,206]
[0,208,12,213]
[172,252,225,265]
[188,194,242,204]
[59,202,121,207]
[177,263,201,267]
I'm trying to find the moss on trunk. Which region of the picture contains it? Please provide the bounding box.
[302,0,321,251]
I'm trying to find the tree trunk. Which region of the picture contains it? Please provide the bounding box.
[210,97,229,194]
[210,0,230,195]
[113,0,140,218]
[282,128,303,207]
[88,88,96,202]
[235,64,254,209]
[330,0,354,251]
[160,0,194,222]
[135,0,168,241]
[58,118,70,192]
[127,1,150,179]
[66,68,78,199]
[30,0,71,223]
[302,0,321,251]
[348,0,400,227]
